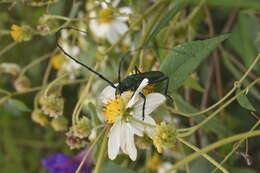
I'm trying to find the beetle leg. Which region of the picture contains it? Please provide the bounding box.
[134,66,141,74]
[139,93,146,120]
[152,76,173,103]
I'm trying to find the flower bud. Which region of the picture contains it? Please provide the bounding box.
[51,116,68,131]
[73,117,92,138]
[31,109,49,126]
[152,122,177,153]
[41,94,64,118]
[51,54,64,70]
[10,24,32,42]
[14,76,31,92]
[66,128,87,150]
[0,63,21,76]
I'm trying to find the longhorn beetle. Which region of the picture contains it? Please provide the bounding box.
[56,27,191,120]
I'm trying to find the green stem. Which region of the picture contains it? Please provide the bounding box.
[178,137,229,173]
[72,63,100,125]
[126,3,167,75]
[94,127,110,173]
[76,127,108,173]
[178,78,260,136]
[0,78,89,105]
[221,50,260,100]
[19,53,51,78]
[0,42,17,57]
[211,120,260,173]
[178,142,191,173]
[166,130,260,172]
[44,73,68,96]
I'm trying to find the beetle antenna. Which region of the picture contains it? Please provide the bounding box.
[56,27,116,89]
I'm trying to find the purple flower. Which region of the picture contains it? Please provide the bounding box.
[42,149,91,173]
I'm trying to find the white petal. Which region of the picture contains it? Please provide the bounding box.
[118,7,132,21]
[126,128,137,161]
[127,122,143,136]
[143,115,156,138]
[121,123,137,161]
[120,122,128,154]
[113,21,128,35]
[112,0,120,7]
[133,93,166,117]
[127,78,149,108]
[108,119,121,160]
[106,24,120,44]
[100,84,117,104]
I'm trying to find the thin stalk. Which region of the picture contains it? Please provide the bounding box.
[43,73,68,96]
[94,127,110,173]
[0,42,17,57]
[76,127,108,173]
[211,120,260,173]
[126,3,167,75]
[19,53,51,78]
[178,138,229,173]
[166,130,260,172]
[178,78,260,136]
[178,141,191,173]
[72,64,99,125]
[0,78,90,105]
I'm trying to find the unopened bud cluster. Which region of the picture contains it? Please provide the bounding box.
[31,109,49,126]
[40,94,64,118]
[66,117,92,149]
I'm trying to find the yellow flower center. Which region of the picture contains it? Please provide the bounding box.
[103,92,132,124]
[10,24,24,42]
[98,8,114,23]
[51,54,64,70]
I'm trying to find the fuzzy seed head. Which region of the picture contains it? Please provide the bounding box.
[41,94,64,118]
[73,117,92,138]
[66,129,87,150]
[31,109,49,126]
[51,116,68,131]
[152,122,177,153]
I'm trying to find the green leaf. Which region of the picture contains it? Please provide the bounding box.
[4,99,31,116]
[236,89,256,111]
[227,12,258,68]
[183,75,205,92]
[146,0,189,43]
[100,161,137,173]
[191,0,260,9]
[161,34,229,91]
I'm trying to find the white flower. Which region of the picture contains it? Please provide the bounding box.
[100,78,166,161]
[89,1,131,45]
